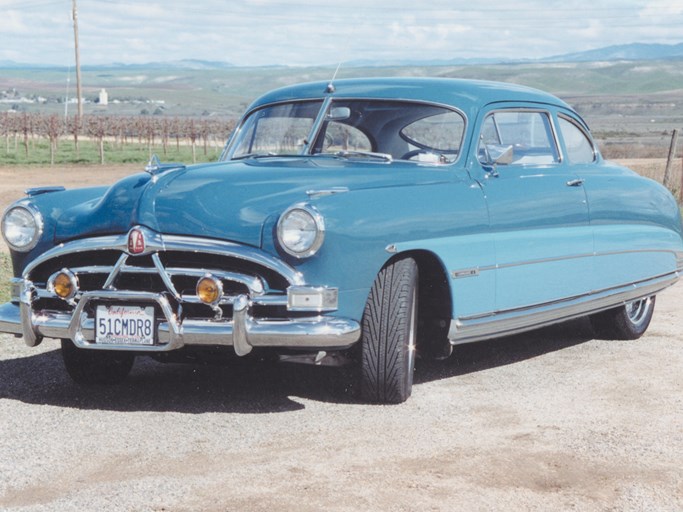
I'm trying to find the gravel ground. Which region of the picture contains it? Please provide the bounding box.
[1,163,682,510]
[0,283,681,511]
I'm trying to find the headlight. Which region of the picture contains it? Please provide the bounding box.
[277,204,325,258]
[1,205,43,252]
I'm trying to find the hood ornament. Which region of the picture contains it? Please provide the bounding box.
[144,154,187,177]
[145,154,161,174]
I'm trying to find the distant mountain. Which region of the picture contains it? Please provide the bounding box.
[345,42,683,67]
[82,59,235,71]
[2,42,682,70]
[345,57,515,67]
[543,42,683,62]
[0,60,57,69]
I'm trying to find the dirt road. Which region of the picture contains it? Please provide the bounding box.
[0,163,681,510]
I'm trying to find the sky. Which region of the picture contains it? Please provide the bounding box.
[1,0,682,67]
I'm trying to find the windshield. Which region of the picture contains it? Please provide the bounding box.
[223,99,465,164]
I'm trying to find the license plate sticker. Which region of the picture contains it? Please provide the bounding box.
[95,305,155,345]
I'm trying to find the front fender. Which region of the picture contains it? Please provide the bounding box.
[262,178,490,321]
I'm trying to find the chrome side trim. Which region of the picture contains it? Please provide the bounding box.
[449,272,678,345]
[451,268,479,279]
[459,270,677,323]
[306,187,349,199]
[451,248,682,275]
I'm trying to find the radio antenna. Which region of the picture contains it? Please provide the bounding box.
[326,61,343,93]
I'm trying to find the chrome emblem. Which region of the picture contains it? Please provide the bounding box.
[128,228,145,254]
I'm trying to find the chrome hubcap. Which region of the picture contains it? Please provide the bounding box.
[625,297,651,326]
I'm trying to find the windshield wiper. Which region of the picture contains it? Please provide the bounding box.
[335,150,393,162]
[231,152,281,160]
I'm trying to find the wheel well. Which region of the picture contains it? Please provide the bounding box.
[389,250,452,359]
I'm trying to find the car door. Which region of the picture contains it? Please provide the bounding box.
[556,113,683,292]
[472,107,594,314]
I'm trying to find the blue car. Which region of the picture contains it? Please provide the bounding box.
[1,78,682,403]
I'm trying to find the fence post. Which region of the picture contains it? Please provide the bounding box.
[663,129,678,190]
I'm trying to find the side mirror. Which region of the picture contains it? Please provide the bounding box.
[479,143,513,178]
[485,144,514,165]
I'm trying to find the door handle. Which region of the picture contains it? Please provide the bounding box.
[566,178,585,187]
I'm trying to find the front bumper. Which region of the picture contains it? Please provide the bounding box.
[0,229,362,355]
[0,291,361,355]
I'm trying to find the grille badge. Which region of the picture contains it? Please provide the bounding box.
[128,228,145,255]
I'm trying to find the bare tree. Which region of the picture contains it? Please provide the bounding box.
[0,112,10,154]
[43,114,63,165]
[68,115,81,159]
[160,118,170,156]
[20,113,32,159]
[85,116,107,164]
[187,119,198,163]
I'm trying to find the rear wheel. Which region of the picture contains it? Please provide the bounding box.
[61,339,135,384]
[590,296,656,340]
[360,257,418,404]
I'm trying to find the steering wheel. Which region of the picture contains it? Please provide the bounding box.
[401,149,433,160]
[401,149,458,162]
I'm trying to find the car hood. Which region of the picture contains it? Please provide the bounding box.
[55,157,453,247]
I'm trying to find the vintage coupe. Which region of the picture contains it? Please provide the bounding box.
[1,78,682,403]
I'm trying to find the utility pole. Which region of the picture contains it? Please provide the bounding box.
[72,0,83,119]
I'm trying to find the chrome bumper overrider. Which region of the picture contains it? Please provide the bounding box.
[0,288,361,355]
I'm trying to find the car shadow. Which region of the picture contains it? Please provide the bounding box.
[0,318,596,413]
[413,316,596,385]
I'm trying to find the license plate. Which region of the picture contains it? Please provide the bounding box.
[95,305,155,345]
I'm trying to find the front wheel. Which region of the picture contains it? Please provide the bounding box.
[360,257,418,404]
[590,296,656,340]
[61,339,135,384]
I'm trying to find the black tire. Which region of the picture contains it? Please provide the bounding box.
[590,296,656,340]
[360,257,418,404]
[61,339,135,385]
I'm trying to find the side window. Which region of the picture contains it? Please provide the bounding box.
[558,116,595,164]
[320,122,372,153]
[478,111,559,166]
[400,111,465,163]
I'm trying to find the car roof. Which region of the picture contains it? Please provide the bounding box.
[246,77,571,114]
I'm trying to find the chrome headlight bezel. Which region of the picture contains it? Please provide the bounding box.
[1,204,43,252]
[277,203,325,259]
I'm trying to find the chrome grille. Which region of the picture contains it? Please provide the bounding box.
[26,232,302,321]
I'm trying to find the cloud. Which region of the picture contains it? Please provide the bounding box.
[0,0,681,66]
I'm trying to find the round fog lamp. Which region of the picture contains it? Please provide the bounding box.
[197,275,223,305]
[50,270,78,300]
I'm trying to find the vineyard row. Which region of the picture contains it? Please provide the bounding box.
[0,112,238,165]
